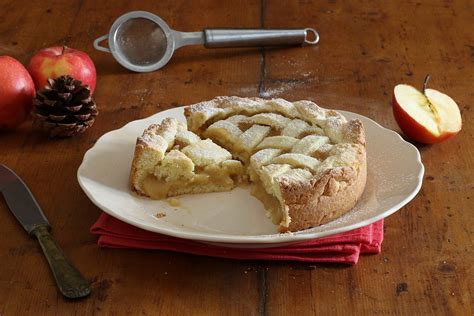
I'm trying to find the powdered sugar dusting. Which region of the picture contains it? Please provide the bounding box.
[236,72,314,99]
[260,85,293,98]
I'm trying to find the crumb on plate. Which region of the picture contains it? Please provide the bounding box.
[167,198,181,207]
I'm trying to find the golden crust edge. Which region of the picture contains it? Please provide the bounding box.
[129,120,176,195]
[278,144,367,232]
[129,140,154,196]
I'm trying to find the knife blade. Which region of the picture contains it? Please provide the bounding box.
[0,164,91,299]
[0,164,49,233]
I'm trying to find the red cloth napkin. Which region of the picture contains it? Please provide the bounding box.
[90,213,383,264]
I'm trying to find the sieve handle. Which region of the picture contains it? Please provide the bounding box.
[203,28,319,48]
[93,35,110,52]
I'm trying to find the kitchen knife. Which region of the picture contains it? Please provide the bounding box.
[0,164,90,299]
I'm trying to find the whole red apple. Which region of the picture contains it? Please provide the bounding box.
[28,46,96,93]
[0,56,36,130]
[392,75,462,144]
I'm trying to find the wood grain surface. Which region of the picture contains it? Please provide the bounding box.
[0,0,472,315]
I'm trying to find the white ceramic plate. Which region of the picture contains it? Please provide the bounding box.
[78,107,424,248]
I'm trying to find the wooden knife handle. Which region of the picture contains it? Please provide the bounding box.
[31,224,91,299]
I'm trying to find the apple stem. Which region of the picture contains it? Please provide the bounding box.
[423,74,431,94]
[61,45,67,55]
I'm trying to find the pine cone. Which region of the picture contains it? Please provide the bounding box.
[32,75,98,138]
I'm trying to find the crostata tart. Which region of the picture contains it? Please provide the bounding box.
[131,97,367,232]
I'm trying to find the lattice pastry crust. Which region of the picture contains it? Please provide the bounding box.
[131,96,366,232]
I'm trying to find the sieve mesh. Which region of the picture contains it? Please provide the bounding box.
[115,18,167,66]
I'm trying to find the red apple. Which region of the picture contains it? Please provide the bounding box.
[28,46,96,93]
[0,56,36,130]
[392,75,462,144]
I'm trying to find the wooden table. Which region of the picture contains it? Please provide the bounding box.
[1,0,472,314]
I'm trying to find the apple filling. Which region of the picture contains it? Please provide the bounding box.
[142,163,244,199]
[250,178,285,225]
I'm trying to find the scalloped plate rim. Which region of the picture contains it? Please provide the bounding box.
[78,106,424,246]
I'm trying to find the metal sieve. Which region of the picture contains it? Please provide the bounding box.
[94,11,320,72]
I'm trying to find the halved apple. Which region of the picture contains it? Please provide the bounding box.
[392,77,462,144]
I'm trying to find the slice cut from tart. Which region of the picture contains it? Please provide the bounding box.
[130,118,245,199]
[130,96,367,232]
